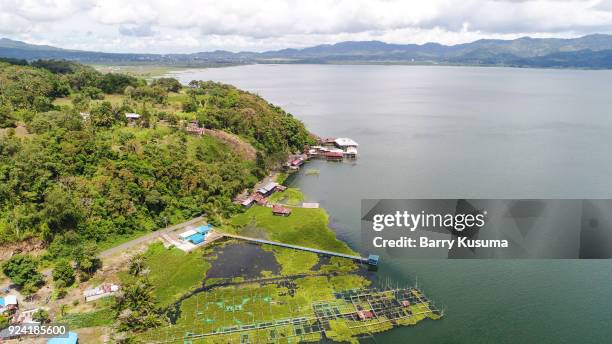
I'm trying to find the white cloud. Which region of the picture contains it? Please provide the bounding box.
[1,0,612,53]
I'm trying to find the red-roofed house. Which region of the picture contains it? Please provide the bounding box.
[272,204,292,216]
[357,310,374,320]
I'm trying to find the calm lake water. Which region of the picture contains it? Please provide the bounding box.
[173,65,612,343]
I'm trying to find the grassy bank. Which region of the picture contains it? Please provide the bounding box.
[120,243,211,307]
[227,205,355,255]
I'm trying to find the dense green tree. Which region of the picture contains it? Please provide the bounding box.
[68,67,102,91]
[32,309,50,323]
[128,254,146,277]
[0,62,312,254]
[0,314,9,328]
[52,259,75,287]
[98,73,140,94]
[42,185,83,234]
[151,77,182,92]
[80,86,105,100]
[0,57,28,66]
[31,59,81,74]
[0,103,15,128]
[1,254,44,290]
[89,101,117,128]
[125,85,167,104]
[74,243,102,280]
[113,278,161,331]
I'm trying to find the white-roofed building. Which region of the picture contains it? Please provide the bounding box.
[0,294,18,314]
[334,137,358,148]
[84,284,120,302]
[125,113,141,119]
[257,182,279,196]
[179,229,198,239]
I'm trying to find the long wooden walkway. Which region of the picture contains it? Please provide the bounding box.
[220,233,370,264]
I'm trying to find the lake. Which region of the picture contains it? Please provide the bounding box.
[173,65,612,343]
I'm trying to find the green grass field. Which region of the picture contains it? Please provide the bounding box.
[60,308,115,329]
[268,187,305,206]
[227,205,355,255]
[122,243,211,307]
[91,65,191,79]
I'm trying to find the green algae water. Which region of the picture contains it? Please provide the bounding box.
[173,65,612,343]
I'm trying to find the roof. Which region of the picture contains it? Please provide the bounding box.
[324,151,344,158]
[196,224,212,233]
[179,229,198,239]
[1,295,17,306]
[258,182,278,194]
[272,204,292,215]
[334,137,358,147]
[188,233,205,244]
[125,112,141,119]
[357,310,374,319]
[47,332,78,344]
[84,284,119,297]
[5,295,17,305]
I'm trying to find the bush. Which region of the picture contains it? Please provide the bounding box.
[1,254,44,291]
[33,309,50,324]
[151,77,182,92]
[52,260,75,287]
[81,86,105,100]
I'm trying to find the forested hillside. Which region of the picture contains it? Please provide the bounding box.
[0,60,313,260]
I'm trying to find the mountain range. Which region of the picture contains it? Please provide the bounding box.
[3,34,612,68]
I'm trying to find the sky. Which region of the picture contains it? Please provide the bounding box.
[1,0,612,53]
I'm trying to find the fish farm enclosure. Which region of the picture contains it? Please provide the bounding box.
[142,284,442,343]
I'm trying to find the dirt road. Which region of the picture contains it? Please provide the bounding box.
[99,216,204,258]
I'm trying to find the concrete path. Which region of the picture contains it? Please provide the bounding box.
[220,233,369,264]
[99,216,204,258]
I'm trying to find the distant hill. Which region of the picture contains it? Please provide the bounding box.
[3,35,612,68]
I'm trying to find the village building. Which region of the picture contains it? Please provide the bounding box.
[289,156,305,170]
[257,182,279,196]
[179,224,211,245]
[272,204,292,216]
[125,112,141,125]
[334,137,359,149]
[323,151,344,161]
[12,308,40,324]
[186,121,205,135]
[240,197,255,208]
[0,295,18,314]
[84,283,120,302]
[357,310,374,320]
[47,332,79,344]
[319,138,337,147]
[252,193,268,206]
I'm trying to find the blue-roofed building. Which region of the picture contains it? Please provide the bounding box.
[47,332,78,344]
[0,295,18,313]
[367,254,380,266]
[195,224,212,234]
[188,233,205,244]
